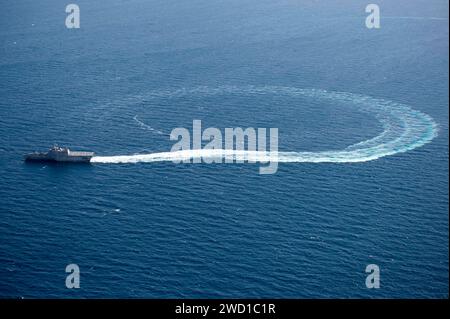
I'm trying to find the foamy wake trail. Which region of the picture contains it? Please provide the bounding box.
[90,86,438,164]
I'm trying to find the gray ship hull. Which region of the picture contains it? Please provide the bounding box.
[24,154,93,163]
[24,147,94,163]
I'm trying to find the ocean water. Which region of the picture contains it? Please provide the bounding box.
[0,0,448,298]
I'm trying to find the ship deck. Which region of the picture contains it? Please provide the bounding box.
[69,152,95,156]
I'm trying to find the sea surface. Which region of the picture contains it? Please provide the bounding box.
[0,0,448,298]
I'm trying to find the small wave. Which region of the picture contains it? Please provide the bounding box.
[133,115,167,136]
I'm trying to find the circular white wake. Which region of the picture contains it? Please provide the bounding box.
[91,86,438,164]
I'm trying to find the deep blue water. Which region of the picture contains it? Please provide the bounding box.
[0,0,448,298]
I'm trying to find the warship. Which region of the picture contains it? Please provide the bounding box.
[24,146,94,163]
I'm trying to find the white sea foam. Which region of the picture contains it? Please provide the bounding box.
[90,86,438,164]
